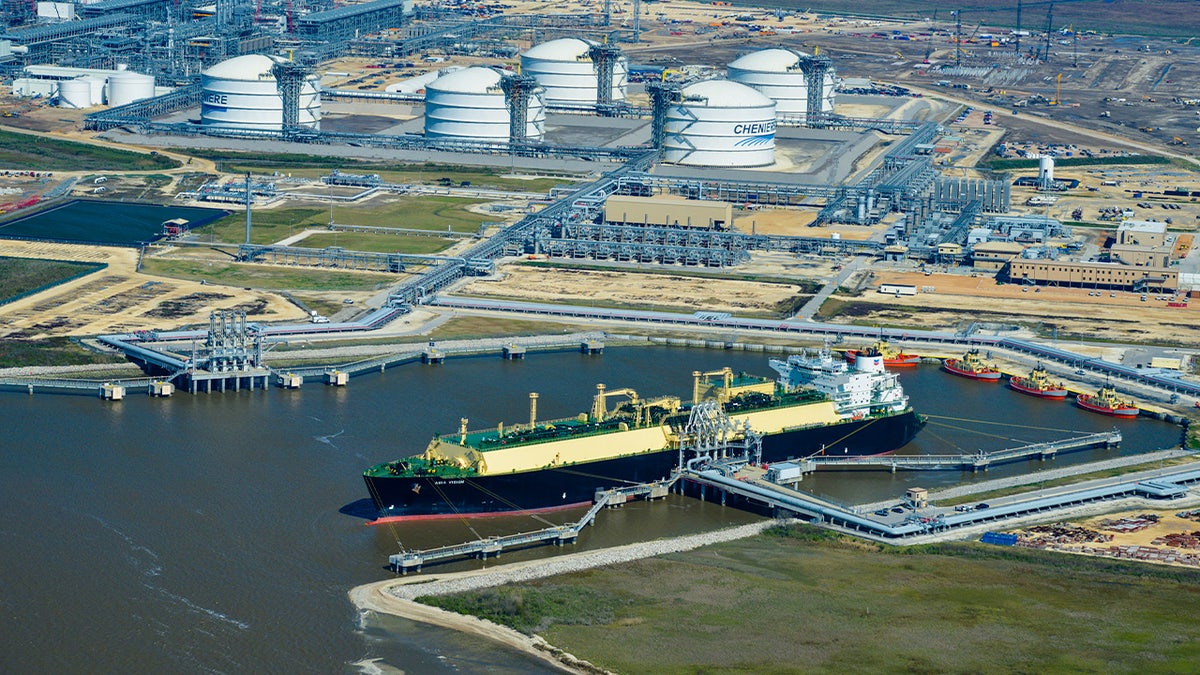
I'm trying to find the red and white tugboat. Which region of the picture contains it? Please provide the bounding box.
[1076,385,1139,418]
[942,350,1002,381]
[1008,365,1068,399]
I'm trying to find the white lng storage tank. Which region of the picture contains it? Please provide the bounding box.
[519,37,626,104]
[424,66,545,142]
[727,48,836,116]
[662,80,776,167]
[200,54,321,131]
[57,78,92,108]
[106,71,155,107]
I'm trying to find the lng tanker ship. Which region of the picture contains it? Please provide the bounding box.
[363,351,923,520]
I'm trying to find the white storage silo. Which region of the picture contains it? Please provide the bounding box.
[662,80,776,167]
[727,48,836,116]
[201,54,321,131]
[1038,155,1055,189]
[57,79,92,109]
[106,71,155,107]
[520,37,626,104]
[424,67,545,142]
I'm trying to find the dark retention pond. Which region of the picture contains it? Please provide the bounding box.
[0,199,229,246]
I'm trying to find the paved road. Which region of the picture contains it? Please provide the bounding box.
[797,256,866,319]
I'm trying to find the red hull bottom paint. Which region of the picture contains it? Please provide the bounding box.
[367,500,592,525]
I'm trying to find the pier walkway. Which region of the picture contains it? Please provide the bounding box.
[681,459,1200,541]
[810,431,1122,473]
[388,479,674,574]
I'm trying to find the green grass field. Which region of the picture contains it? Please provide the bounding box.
[298,232,456,255]
[0,337,125,369]
[421,524,1200,674]
[0,129,179,171]
[139,258,395,292]
[195,196,491,245]
[0,257,103,304]
[183,150,567,192]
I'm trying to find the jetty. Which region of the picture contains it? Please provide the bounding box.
[809,430,1122,473]
[387,480,674,574]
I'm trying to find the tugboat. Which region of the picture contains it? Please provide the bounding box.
[942,350,1002,381]
[1076,385,1139,418]
[844,338,920,367]
[1008,364,1068,399]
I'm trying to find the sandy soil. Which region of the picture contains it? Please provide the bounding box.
[0,240,302,338]
[460,266,804,315]
[350,582,589,674]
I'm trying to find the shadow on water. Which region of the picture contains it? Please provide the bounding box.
[339,498,378,520]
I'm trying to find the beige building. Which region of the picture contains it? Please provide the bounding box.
[1117,220,1167,247]
[971,241,1024,270]
[1110,244,1171,268]
[1007,259,1178,292]
[603,195,733,229]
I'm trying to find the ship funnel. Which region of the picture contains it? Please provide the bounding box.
[857,353,885,374]
[459,417,469,445]
[529,392,539,429]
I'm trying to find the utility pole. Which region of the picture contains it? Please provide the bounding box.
[1043,1,1054,63]
[244,172,252,246]
[953,9,962,67]
[1014,0,1022,56]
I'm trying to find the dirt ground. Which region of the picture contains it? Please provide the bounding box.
[460,265,804,315]
[0,240,301,338]
[847,269,1200,346]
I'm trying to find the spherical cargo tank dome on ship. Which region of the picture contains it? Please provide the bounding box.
[200,54,321,131]
[424,66,546,142]
[662,79,776,168]
[519,37,627,105]
[727,48,837,117]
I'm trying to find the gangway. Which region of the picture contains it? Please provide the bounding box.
[387,478,676,574]
[810,431,1121,472]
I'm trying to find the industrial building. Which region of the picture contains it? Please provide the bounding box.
[1006,259,1178,292]
[971,241,1025,270]
[603,196,733,229]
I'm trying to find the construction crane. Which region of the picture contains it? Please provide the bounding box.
[1049,73,1062,105]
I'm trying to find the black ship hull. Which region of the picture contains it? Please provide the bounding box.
[366,410,924,520]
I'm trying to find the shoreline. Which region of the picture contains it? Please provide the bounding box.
[347,521,778,674]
